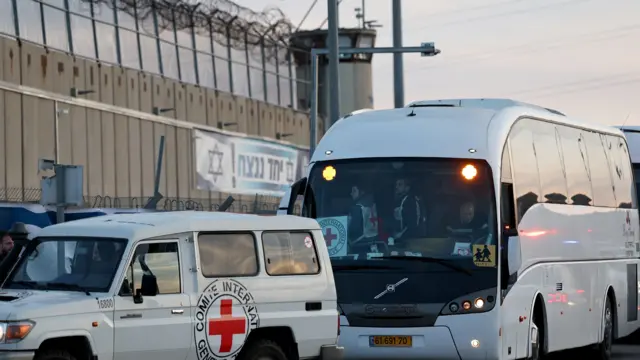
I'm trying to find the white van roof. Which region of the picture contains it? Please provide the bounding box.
[37,211,320,240]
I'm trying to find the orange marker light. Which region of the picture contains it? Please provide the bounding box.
[323,166,337,181]
[461,164,477,180]
[6,322,34,341]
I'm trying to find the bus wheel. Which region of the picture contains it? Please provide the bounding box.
[531,304,545,360]
[530,323,540,360]
[589,295,613,360]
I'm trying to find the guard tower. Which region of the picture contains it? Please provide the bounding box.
[290,28,376,120]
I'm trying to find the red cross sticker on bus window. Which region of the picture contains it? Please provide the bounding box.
[208,299,246,353]
[324,228,337,247]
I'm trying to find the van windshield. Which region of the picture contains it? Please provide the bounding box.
[3,237,127,293]
[302,158,498,305]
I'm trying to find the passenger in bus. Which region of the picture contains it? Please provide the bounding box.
[347,185,380,250]
[0,232,14,262]
[390,178,423,244]
[446,201,488,241]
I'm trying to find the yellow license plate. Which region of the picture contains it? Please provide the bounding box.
[369,335,412,347]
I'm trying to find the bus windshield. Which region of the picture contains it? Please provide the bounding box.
[303,158,498,306]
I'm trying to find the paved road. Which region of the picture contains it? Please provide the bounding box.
[612,345,640,359]
[549,344,640,360]
[545,345,640,359]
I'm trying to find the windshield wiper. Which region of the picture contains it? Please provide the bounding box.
[332,264,401,272]
[6,280,40,289]
[44,282,91,296]
[377,256,473,276]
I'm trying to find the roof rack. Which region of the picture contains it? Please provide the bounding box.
[406,98,565,116]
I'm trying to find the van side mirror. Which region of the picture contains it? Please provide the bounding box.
[279,177,307,215]
[506,234,522,276]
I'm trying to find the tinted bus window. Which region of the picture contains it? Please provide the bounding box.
[583,131,616,207]
[509,119,541,221]
[532,122,568,204]
[557,127,593,206]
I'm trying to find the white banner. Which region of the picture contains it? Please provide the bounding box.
[194,129,309,196]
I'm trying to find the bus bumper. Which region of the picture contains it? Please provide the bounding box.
[338,325,463,359]
[320,344,344,360]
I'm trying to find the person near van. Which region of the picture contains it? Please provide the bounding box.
[348,185,380,249]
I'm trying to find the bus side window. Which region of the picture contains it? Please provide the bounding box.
[509,120,542,223]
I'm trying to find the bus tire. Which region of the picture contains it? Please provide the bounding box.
[588,294,613,360]
[531,301,545,360]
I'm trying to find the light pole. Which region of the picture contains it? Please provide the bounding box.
[326,0,341,127]
[392,0,404,108]
[308,42,441,155]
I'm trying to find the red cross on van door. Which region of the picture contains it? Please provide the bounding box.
[208,299,246,353]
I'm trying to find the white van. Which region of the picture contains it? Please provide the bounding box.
[0,211,342,360]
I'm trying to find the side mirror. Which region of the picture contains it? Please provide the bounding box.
[277,188,292,215]
[133,288,144,304]
[281,177,307,215]
[507,234,522,276]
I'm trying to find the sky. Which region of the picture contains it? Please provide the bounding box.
[235,0,639,126]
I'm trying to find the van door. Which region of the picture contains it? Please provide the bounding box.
[257,229,336,358]
[113,240,191,360]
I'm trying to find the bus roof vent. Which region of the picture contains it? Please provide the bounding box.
[340,108,375,120]
[406,98,565,116]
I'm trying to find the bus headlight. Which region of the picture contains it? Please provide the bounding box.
[440,288,497,316]
[0,321,35,343]
[474,298,485,309]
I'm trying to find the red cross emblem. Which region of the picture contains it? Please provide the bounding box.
[324,228,337,247]
[208,299,247,353]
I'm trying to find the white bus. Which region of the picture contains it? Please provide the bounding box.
[280,99,640,360]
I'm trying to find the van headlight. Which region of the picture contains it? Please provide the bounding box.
[0,321,35,343]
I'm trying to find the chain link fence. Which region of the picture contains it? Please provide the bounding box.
[0,187,301,215]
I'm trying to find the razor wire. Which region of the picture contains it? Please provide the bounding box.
[81,0,300,63]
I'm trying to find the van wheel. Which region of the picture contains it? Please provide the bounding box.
[240,339,288,360]
[588,296,613,360]
[35,349,75,360]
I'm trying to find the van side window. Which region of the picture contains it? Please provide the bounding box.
[508,119,542,222]
[583,131,617,207]
[557,127,593,205]
[262,232,320,276]
[120,241,180,296]
[197,233,258,277]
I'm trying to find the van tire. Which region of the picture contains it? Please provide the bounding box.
[240,339,288,360]
[35,349,75,360]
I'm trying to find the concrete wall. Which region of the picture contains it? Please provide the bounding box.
[296,61,373,126]
[0,36,322,206]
